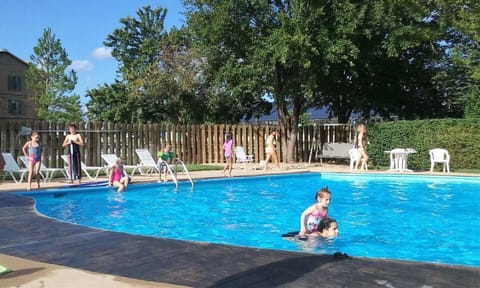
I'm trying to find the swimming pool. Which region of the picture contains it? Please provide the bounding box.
[21,172,480,267]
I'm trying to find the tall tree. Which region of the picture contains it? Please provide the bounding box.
[85,80,136,123]
[437,0,480,118]
[25,28,82,122]
[185,0,465,161]
[186,0,322,162]
[98,5,239,124]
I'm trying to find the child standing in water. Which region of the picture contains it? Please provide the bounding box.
[109,158,129,192]
[223,132,234,177]
[299,187,331,236]
[22,131,43,190]
[62,124,84,183]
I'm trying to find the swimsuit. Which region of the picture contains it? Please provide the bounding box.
[28,144,42,164]
[223,139,233,158]
[265,138,275,154]
[67,136,82,180]
[306,205,328,232]
[111,166,123,182]
[158,150,175,161]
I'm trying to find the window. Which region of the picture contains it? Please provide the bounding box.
[8,99,22,114]
[7,76,22,91]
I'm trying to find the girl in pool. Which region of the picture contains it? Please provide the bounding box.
[109,158,129,192]
[299,187,331,236]
[22,131,44,190]
[222,132,234,177]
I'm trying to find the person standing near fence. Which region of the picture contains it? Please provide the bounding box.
[22,131,44,190]
[264,128,280,170]
[354,123,369,170]
[62,124,84,184]
[222,132,234,177]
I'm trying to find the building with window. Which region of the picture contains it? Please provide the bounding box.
[0,49,37,119]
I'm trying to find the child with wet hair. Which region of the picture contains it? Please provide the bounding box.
[299,187,331,236]
[309,217,339,239]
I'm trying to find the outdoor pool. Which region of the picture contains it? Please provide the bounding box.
[21,172,480,267]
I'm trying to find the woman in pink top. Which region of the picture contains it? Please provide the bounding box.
[109,158,129,192]
[299,187,331,236]
[222,132,234,177]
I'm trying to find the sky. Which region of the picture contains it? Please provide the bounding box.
[0,0,186,105]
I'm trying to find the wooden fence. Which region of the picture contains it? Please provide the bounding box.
[0,120,354,168]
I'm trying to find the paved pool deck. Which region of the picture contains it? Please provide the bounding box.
[1,164,479,288]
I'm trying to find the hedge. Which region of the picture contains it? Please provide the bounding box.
[367,119,480,171]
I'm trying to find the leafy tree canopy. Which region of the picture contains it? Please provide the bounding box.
[26,28,82,122]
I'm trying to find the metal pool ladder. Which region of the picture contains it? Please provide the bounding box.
[157,159,194,189]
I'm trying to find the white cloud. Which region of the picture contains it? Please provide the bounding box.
[69,60,93,72]
[92,46,113,59]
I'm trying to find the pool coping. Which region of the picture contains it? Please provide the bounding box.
[1,169,480,287]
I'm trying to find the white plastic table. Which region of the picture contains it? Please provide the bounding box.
[385,148,417,172]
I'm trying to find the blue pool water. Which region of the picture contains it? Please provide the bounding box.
[21,172,480,267]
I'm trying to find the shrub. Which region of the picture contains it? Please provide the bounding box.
[367,119,480,171]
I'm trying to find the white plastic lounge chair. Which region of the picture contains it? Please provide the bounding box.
[234,146,254,169]
[101,154,137,176]
[19,156,68,182]
[134,149,161,175]
[61,155,106,180]
[349,148,367,171]
[1,152,28,183]
[429,148,450,173]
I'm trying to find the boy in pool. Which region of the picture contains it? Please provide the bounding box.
[299,187,331,236]
[308,218,339,239]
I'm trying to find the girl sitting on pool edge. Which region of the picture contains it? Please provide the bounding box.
[109,158,130,192]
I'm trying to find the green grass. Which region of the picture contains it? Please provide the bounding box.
[185,164,223,171]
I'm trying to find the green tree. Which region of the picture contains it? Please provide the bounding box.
[25,28,82,122]
[437,0,480,118]
[186,0,322,161]
[98,6,232,124]
[186,0,471,161]
[85,80,137,123]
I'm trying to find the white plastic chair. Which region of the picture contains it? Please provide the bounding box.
[429,148,450,173]
[349,148,367,171]
[134,149,161,175]
[1,152,28,183]
[101,154,137,176]
[19,155,67,182]
[61,155,106,180]
[234,146,254,169]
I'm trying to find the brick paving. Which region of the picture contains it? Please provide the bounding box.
[1,165,479,288]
